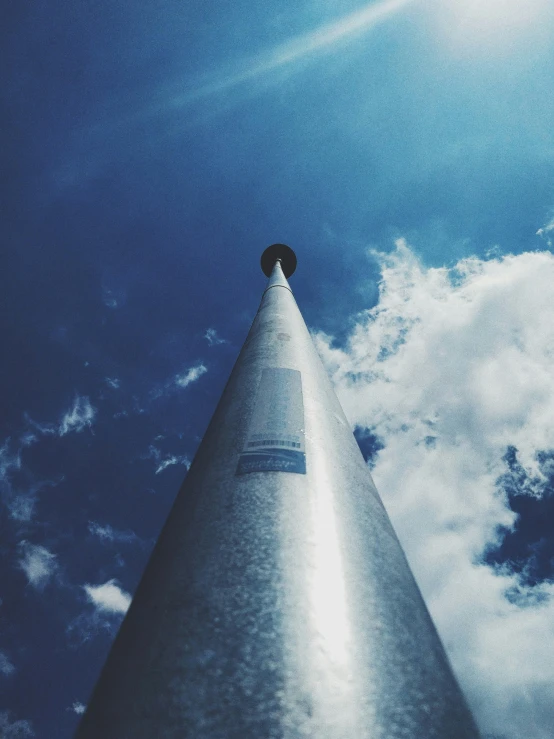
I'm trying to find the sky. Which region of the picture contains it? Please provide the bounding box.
[2,0,554,736]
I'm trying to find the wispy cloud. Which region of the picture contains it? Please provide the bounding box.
[20,432,38,447]
[316,241,554,739]
[83,579,131,615]
[22,415,57,437]
[18,542,58,590]
[154,455,190,475]
[175,363,208,389]
[59,396,96,436]
[0,441,21,483]
[9,476,62,523]
[0,441,26,516]
[536,216,554,247]
[88,521,138,544]
[149,362,208,401]
[1,436,63,523]
[0,396,96,523]
[0,712,34,738]
[204,328,228,346]
[24,395,97,438]
[0,651,15,677]
[9,495,37,523]
[66,608,121,647]
[69,702,86,715]
[101,287,120,309]
[105,377,120,389]
[144,444,190,475]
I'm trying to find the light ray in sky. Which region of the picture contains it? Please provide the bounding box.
[167,0,414,109]
[76,0,414,153]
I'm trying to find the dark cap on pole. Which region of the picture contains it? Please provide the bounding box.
[261,244,297,278]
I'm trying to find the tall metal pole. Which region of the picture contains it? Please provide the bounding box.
[76,245,481,738]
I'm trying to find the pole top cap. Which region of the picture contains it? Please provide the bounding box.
[261,244,297,278]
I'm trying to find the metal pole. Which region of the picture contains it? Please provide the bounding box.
[76,244,481,738]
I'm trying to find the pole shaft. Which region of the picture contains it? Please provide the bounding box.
[77,259,480,738]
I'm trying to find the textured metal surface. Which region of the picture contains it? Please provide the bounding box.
[76,257,481,738]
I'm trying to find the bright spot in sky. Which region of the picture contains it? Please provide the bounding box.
[462,0,544,31]
[436,0,551,55]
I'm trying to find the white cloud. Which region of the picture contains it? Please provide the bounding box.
[0,712,34,738]
[59,396,96,436]
[175,362,208,388]
[101,287,121,309]
[83,579,131,615]
[0,441,30,518]
[149,363,208,401]
[0,441,21,483]
[316,241,554,739]
[204,328,228,346]
[88,521,137,544]
[536,216,554,247]
[0,651,15,676]
[7,477,61,523]
[105,377,120,389]
[8,496,37,522]
[19,432,38,447]
[18,542,58,590]
[1,398,97,519]
[155,455,190,475]
[144,445,190,475]
[23,411,60,438]
[70,702,86,715]
[1,438,62,523]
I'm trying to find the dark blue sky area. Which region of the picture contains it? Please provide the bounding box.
[2,0,554,735]
[485,447,554,587]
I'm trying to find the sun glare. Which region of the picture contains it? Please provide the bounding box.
[436,0,551,56]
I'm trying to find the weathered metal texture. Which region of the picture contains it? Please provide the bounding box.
[76,252,481,738]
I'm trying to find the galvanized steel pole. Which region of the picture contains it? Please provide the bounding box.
[76,244,481,738]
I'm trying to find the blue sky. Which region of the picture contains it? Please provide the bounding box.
[2,1,554,736]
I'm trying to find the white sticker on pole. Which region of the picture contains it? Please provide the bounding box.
[236,367,306,475]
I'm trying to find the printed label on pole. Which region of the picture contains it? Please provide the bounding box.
[236,368,306,475]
